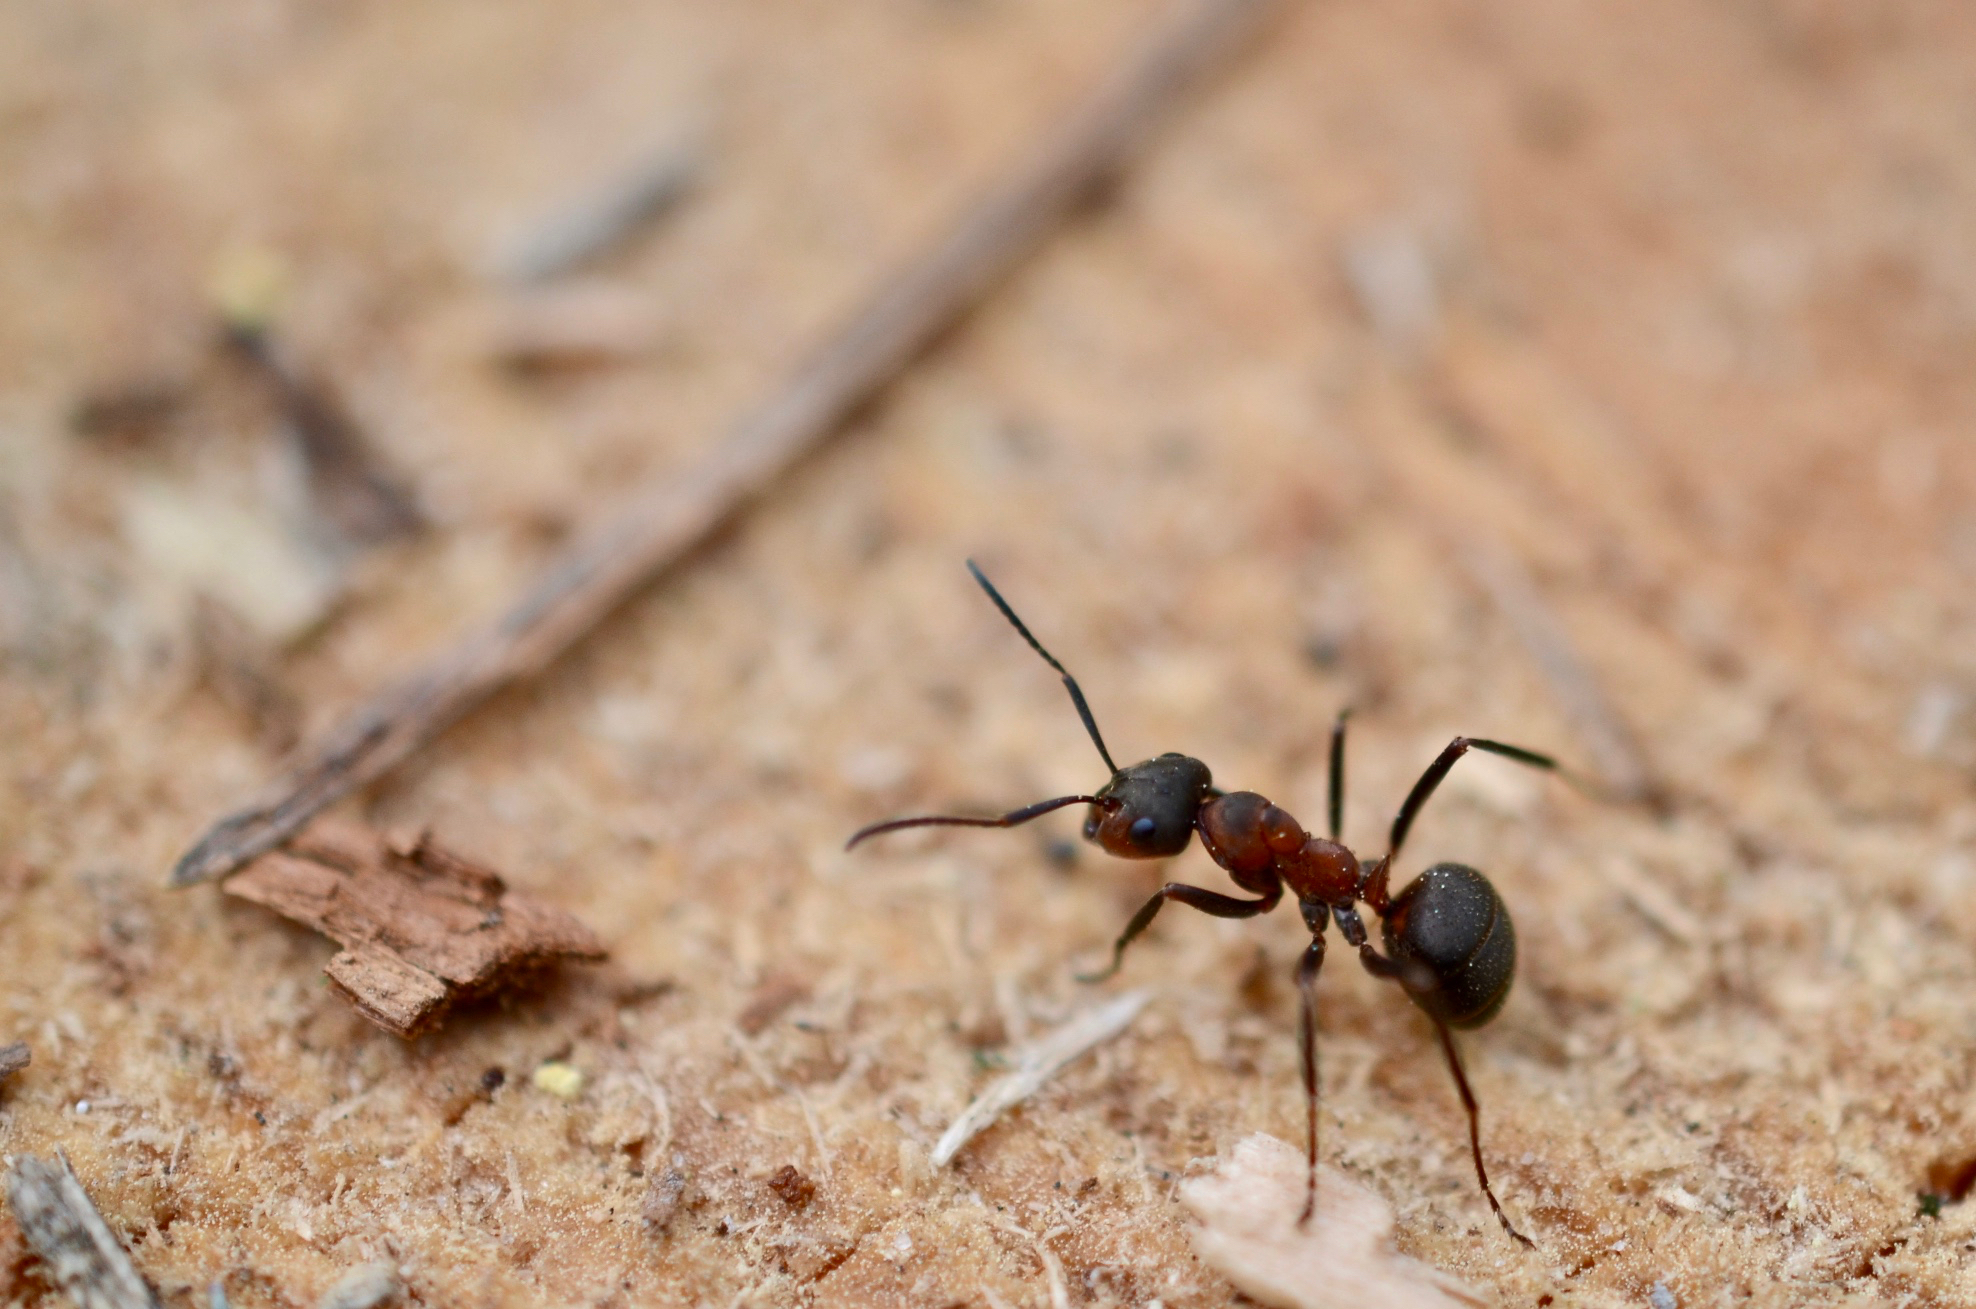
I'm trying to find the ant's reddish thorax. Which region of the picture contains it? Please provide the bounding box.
[1198,793,1360,904]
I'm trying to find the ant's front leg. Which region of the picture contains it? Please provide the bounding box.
[1078,878,1282,983]
[1385,737,1559,868]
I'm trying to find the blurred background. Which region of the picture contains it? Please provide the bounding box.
[4,1,1976,1304]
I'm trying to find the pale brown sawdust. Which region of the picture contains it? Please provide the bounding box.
[5,1,1976,1306]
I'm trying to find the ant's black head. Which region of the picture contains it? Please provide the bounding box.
[1084,753,1213,859]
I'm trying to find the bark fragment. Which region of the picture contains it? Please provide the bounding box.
[223,823,605,1037]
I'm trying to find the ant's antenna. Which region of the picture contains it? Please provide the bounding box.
[967,560,1120,776]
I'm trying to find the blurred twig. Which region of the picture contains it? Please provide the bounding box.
[2,1154,163,1309]
[493,136,701,284]
[224,323,425,549]
[1458,538,1656,806]
[170,0,1278,887]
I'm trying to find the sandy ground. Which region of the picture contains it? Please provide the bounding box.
[5,0,1976,1305]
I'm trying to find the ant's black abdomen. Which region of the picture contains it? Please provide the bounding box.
[1382,862,1516,1029]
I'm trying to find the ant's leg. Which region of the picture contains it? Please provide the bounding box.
[847,794,1112,850]
[1354,940,1532,1248]
[1294,927,1328,1225]
[1326,709,1350,842]
[1385,737,1559,867]
[1077,880,1281,983]
[1431,1020,1534,1248]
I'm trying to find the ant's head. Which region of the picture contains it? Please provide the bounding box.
[1084,753,1213,858]
[958,563,1210,857]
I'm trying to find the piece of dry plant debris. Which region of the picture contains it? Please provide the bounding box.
[1180,1135,1484,1309]
[2,1153,163,1309]
[221,320,424,551]
[0,1040,28,1084]
[313,1262,401,1309]
[932,990,1150,1167]
[223,822,604,1037]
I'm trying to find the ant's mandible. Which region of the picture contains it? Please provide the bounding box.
[848,562,1569,1246]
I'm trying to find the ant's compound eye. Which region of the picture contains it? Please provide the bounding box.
[1130,816,1157,844]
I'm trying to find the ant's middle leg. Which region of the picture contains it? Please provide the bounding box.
[1294,924,1327,1225]
[1077,878,1281,983]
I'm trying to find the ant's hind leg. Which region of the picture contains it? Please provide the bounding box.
[1432,1020,1535,1248]
[1077,881,1281,983]
[1355,938,1534,1248]
[1295,930,1327,1226]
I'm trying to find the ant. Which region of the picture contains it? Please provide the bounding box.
[848,562,1571,1245]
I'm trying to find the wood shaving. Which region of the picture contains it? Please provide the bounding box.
[222,823,605,1037]
[314,1262,399,1309]
[932,990,1148,1167]
[1179,1134,1486,1309]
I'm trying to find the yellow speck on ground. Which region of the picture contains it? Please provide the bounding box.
[531,1061,587,1101]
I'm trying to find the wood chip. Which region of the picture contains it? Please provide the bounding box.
[1179,1135,1486,1309]
[735,972,810,1036]
[932,990,1147,1167]
[0,1040,28,1082]
[483,280,668,375]
[766,1164,816,1211]
[223,823,605,1037]
[315,1262,400,1309]
[2,1153,163,1309]
[641,1168,689,1234]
